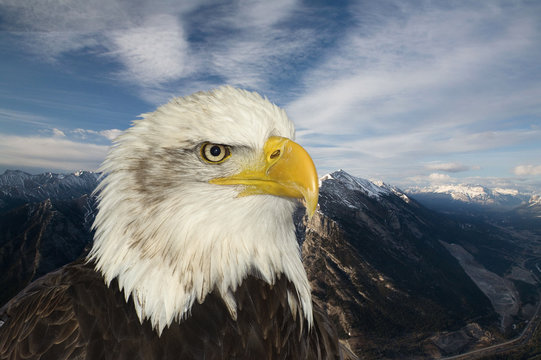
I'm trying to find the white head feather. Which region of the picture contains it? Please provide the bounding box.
[88,86,313,334]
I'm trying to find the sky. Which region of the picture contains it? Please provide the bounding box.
[1,0,540,193]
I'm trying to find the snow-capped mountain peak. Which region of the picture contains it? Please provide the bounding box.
[406,183,531,211]
[319,169,411,207]
[428,184,492,203]
[320,170,392,199]
[0,170,100,211]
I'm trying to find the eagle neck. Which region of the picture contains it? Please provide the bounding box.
[89,188,313,334]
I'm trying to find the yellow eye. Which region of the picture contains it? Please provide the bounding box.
[201,143,231,163]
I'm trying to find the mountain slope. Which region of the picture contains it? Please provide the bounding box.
[0,195,95,306]
[301,170,499,358]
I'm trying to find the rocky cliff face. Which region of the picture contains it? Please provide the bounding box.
[301,171,499,358]
[0,195,95,306]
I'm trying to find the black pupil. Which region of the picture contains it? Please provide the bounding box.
[210,146,221,157]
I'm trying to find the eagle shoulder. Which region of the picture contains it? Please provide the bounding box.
[0,262,345,359]
[0,264,86,359]
[0,261,158,360]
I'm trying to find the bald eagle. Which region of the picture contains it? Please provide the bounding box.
[0,87,347,359]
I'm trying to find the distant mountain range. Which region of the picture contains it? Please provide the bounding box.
[0,169,99,212]
[406,183,539,215]
[1,169,540,359]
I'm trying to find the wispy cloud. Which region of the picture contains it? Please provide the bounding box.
[1,0,123,60]
[1,0,197,87]
[108,14,190,86]
[289,1,541,186]
[52,128,66,137]
[428,173,453,183]
[0,108,52,128]
[514,165,541,177]
[72,128,123,141]
[426,163,472,173]
[99,129,123,141]
[0,134,108,171]
[2,0,320,102]
[289,3,539,133]
[178,0,324,99]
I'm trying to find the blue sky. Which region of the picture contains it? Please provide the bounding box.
[1,0,540,192]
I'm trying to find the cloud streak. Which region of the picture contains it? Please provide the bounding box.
[287,1,541,189]
[0,108,53,128]
[514,165,541,177]
[0,134,108,171]
[72,128,123,141]
[426,163,471,173]
[289,3,539,132]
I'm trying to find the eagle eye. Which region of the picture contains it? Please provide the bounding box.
[201,143,231,163]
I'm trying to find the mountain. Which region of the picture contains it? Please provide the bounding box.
[406,183,532,213]
[301,170,504,358]
[0,195,96,306]
[512,195,541,219]
[0,169,100,212]
[0,169,98,306]
[1,169,540,359]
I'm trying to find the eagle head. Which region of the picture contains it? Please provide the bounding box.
[89,86,318,333]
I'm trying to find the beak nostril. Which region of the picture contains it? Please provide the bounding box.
[269,150,281,160]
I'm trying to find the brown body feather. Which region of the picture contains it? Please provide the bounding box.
[0,261,343,359]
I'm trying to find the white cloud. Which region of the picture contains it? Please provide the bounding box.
[2,1,199,87]
[52,128,66,137]
[1,0,129,33]
[288,5,539,134]
[72,128,123,141]
[3,0,312,95]
[428,173,453,182]
[1,0,124,60]
[108,14,189,86]
[99,129,123,141]
[0,134,108,171]
[195,0,316,92]
[235,0,297,29]
[514,165,541,176]
[0,108,53,127]
[303,128,541,163]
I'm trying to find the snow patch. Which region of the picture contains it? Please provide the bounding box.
[529,195,541,206]
[320,170,391,199]
[0,169,100,205]
[493,188,519,196]
[407,183,531,208]
[320,170,410,204]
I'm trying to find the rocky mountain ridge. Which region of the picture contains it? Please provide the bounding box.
[0,195,96,305]
[0,169,100,211]
[302,170,507,357]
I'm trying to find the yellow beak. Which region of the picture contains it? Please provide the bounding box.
[210,136,319,217]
